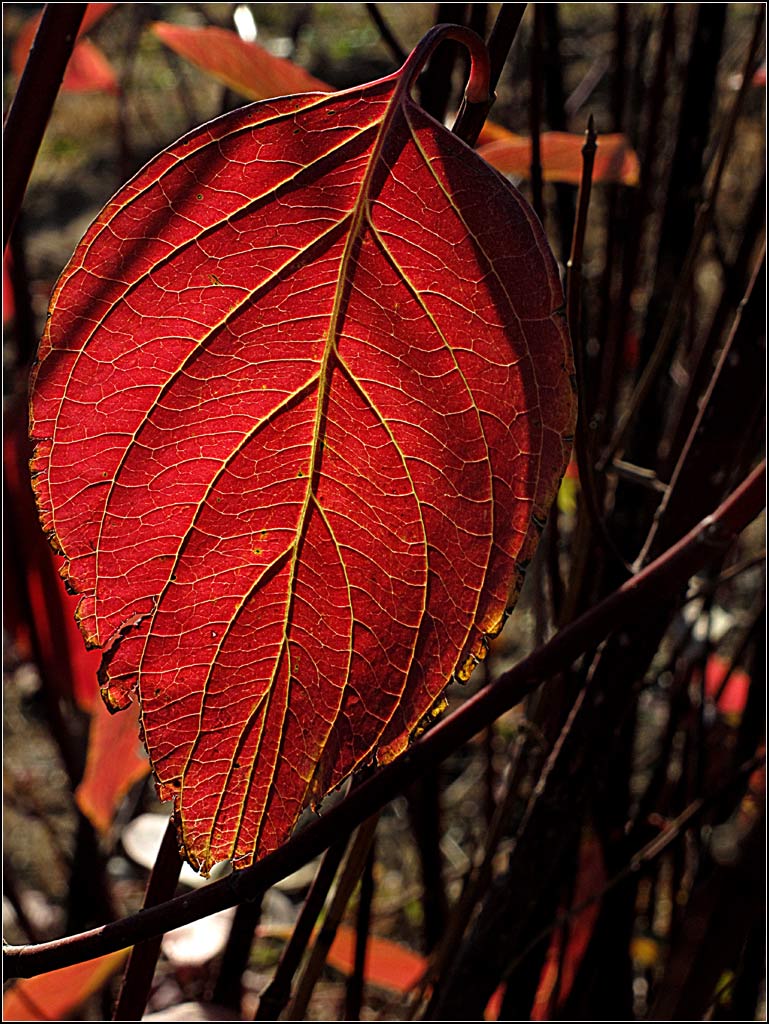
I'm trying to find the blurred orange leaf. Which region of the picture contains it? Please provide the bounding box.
[12,4,119,95]
[3,250,14,325]
[149,22,639,193]
[57,36,119,94]
[2,950,128,1022]
[703,653,751,720]
[532,829,606,1019]
[478,129,640,186]
[75,698,149,834]
[151,22,330,102]
[485,986,505,1021]
[258,921,427,994]
[326,925,426,992]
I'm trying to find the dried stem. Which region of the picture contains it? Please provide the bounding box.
[4,462,764,980]
[593,3,676,446]
[637,243,766,566]
[413,733,529,1012]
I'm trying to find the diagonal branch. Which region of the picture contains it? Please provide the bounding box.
[3,461,764,981]
[3,4,87,249]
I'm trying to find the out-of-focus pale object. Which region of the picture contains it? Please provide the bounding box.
[233,4,257,43]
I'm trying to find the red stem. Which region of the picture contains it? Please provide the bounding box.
[3,4,87,249]
[3,461,764,980]
[401,23,491,105]
[452,4,529,146]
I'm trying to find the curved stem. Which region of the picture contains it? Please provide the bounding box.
[453,4,529,146]
[3,461,764,980]
[401,24,491,106]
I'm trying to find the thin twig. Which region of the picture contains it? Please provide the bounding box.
[636,243,766,567]
[4,461,764,980]
[254,835,351,1020]
[502,751,766,981]
[593,3,676,446]
[566,116,597,420]
[413,731,530,1012]
[365,4,407,64]
[343,838,376,1020]
[528,5,544,223]
[598,4,766,471]
[565,117,635,586]
[287,816,379,1020]
[112,820,182,1021]
[3,4,87,248]
[714,551,766,588]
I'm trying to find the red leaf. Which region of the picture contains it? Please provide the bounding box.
[12,4,118,95]
[532,830,606,1019]
[703,653,751,719]
[151,22,330,101]
[75,697,149,834]
[30,29,575,873]
[4,401,102,711]
[3,250,15,325]
[477,129,640,186]
[2,950,127,1022]
[58,36,120,95]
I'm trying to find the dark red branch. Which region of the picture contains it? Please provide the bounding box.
[3,461,764,980]
[3,4,87,249]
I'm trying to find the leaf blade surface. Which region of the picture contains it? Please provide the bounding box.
[30,41,575,872]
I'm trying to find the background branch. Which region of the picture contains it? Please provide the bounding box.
[5,460,764,981]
